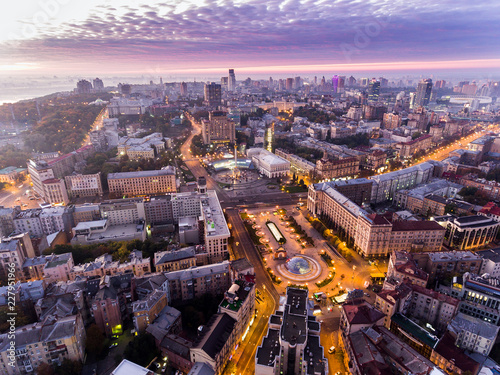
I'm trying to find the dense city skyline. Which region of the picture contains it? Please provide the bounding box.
[1,0,500,76]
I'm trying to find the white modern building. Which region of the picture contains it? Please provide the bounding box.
[247,148,290,178]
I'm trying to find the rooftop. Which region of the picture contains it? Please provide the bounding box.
[256,329,281,367]
[434,332,480,374]
[155,247,196,266]
[195,313,236,359]
[342,300,385,325]
[111,359,152,375]
[163,261,230,282]
[108,168,175,179]
[391,220,444,232]
[390,313,438,348]
[448,312,500,340]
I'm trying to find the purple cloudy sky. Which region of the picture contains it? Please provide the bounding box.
[1,0,500,75]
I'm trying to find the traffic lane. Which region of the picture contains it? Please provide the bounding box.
[226,209,279,374]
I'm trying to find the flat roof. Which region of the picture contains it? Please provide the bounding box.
[111,359,151,375]
[108,169,174,179]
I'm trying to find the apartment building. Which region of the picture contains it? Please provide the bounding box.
[200,192,230,263]
[219,280,255,342]
[412,251,481,284]
[408,284,459,332]
[448,312,500,356]
[42,252,74,282]
[117,132,165,160]
[0,206,18,237]
[163,261,231,301]
[255,288,327,375]
[72,204,100,225]
[154,247,197,272]
[0,233,36,281]
[132,290,168,332]
[0,315,86,374]
[107,167,176,197]
[13,209,44,237]
[65,172,103,198]
[431,332,481,375]
[71,251,150,280]
[387,251,429,287]
[99,198,142,225]
[370,161,437,204]
[201,111,235,145]
[42,178,69,205]
[397,134,432,159]
[91,277,124,337]
[388,220,445,253]
[375,283,412,328]
[315,156,360,180]
[190,313,236,375]
[27,159,55,199]
[478,247,500,278]
[363,150,387,171]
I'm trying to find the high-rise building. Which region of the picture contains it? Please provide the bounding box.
[294,76,301,89]
[76,79,92,94]
[348,76,356,86]
[221,76,228,90]
[285,78,294,91]
[415,78,433,107]
[93,78,104,91]
[255,287,327,375]
[201,111,235,145]
[332,75,339,93]
[204,82,222,107]
[368,80,381,101]
[27,159,55,199]
[180,82,188,96]
[338,76,346,92]
[435,80,446,89]
[228,69,236,92]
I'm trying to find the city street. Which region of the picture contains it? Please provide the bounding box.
[225,208,280,375]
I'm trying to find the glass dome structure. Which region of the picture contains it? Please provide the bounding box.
[286,256,312,275]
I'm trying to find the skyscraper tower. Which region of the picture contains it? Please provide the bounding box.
[228,69,236,92]
[204,83,222,107]
[180,82,188,96]
[415,78,433,107]
[332,75,339,93]
[368,80,381,101]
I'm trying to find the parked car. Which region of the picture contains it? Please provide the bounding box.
[328,346,336,354]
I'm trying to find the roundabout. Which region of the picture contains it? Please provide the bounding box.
[276,255,322,282]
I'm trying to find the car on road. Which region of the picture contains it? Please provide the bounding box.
[328,346,336,354]
[108,342,118,349]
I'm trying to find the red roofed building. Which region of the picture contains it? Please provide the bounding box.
[375,283,413,328]
[431,332,481,375]
[479,201,500,222]
[392,261,429,287]
[389,220,445,253]
[340,300,385,336]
